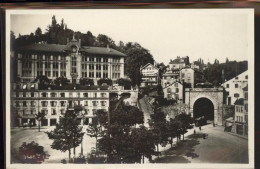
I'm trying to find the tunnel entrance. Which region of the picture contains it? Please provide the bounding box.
[193,98,214,121]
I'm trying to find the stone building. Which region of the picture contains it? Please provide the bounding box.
[163,81,183,102]
[11,83,110,127]
[222,70,248,105]
[179,67,205,88]
[15,36,125,84]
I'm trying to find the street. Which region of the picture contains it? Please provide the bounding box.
[154,124,248,163]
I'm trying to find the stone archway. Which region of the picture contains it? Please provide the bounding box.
[193,97,214,120]
[185,88,224,125]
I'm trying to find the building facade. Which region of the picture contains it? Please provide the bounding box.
[179,67,205,88]
[222,71,248,105]
[15,37,125,84]
[169,56,189,70]
[161,68,180,88]
[163,81,183,102]
[11,83,110,127]
[140,63,159,87]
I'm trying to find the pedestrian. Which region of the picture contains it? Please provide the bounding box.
[194,129,196,134]
[213,123,215,127]
[199,126,201,131]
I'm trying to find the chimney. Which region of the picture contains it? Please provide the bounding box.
[107,44,110,52]
[79,39,81,47]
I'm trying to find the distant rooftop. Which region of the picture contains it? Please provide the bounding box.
[234,98,244,105]
[17,43,126,57]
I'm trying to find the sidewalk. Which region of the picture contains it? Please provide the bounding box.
[227,131,248,140]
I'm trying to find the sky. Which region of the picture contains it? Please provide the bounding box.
[10,9,250,64]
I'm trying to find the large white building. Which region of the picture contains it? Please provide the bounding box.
[140,63,160,87]
[11,83,110,127]
[15,36,125,84]
[222,71,248,105]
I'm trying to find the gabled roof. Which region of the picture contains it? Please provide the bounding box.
[17,43,126,57]
[234,98,244,105]
[140,63,158,70]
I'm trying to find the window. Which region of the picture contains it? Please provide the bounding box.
[174,83,178,87]
[42,93,47,97]
[84,101,88,106]
[60,109,65,115]
[84,93,88,98]
[101,93,106,97]
[51,101,57,107]
[101,101,106,106]
[60,101,66,107]
[176,88,179,93]
[90,57,95,62]
[226,84,229,88]
[103,73,108,78]
[16,92,19,97]
[89,72,94,78]
[167,94,172,99]
[60,93,65,97]
[96,72,101,78]
[42,101,48,107]
[234,93,239,98]
[23,92,26,97]
[51,109,56,115]
[89,64,94,70]
[51,93,56,97]
[96,58,101,62]
[16,101,19,107]
[235,77,238,80]
[96,64,101,70]
[69,92,73,98]
[235,84,238,88]
[31,101,35,107]
[23,101,27,107]
[92,101,97,106]
[245,92,248,100]
[103,64,108,70]
[94,93,97,98]
[167,88,172,93]
[245,75,248,79]
[103,58,108,62]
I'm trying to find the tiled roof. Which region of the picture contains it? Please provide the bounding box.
[234,98,244,105]
[80,46,126,57]
[17,44,126,57]
[17,44,66,53]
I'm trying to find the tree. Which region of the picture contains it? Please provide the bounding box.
[79,78,94,86]
[130,125,156,163]
[125,43,154,86]
[18,141,49,163]
[35,111,46,132]
[97,78,112,86]
[167,118,181,145]
[148,111,168,154]
[45,110,84,162]
[95,34,116,48]
[87,118,103,153]
[54,76,69,87]
[97,100,146,163]
[34,75,51,90]
[175,113,192,140]
[116,78,131,90]
[35,27,42,37]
